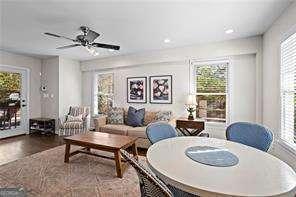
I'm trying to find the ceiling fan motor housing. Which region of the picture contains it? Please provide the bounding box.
[76,35,88,46]
[80,26,89,35]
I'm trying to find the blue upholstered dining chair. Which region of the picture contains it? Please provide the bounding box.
[226,122,273,152]
[146,122,177,144]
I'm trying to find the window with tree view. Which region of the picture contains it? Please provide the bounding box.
[194,62,228,122]
[97,73,114,114]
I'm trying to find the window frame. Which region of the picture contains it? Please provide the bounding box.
[190,59,230,124]
[92,71,114,116]
[279,29,296,152]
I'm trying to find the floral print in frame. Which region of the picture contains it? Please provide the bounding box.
[149,75,172,104]
[127,77,147,103]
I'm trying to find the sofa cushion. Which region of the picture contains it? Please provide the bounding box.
[66,114,83,122]
[100,124,130,135]
[155,111,172,121]
[125,108,156,126]
[126,106,145,127]
[144,111,157,126]
[127,126,147,138]
[107,107,124,124]
[61,122,83,129]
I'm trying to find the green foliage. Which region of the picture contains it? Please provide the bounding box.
[0,72,21,103]
[196,64,227,93]
[0,72,21,91]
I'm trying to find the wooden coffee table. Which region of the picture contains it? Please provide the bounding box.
[64,132,138,178]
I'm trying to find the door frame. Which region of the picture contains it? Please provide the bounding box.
[0,64,30,138]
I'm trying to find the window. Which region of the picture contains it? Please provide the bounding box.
[192,61,228,122]
[280,32,296,149]
[96,73,114,114]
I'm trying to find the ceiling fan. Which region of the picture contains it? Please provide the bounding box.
[44,26,120,56]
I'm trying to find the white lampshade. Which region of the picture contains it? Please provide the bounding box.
[186,94,197,106]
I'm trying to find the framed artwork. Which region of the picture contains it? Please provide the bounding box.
[149,75,172,104]
[127,77,147,103]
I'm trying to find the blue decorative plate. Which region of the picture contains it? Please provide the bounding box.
[185,146,239,167]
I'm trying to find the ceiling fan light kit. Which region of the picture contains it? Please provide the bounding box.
[44,26,120,56]
[86,46,99,56]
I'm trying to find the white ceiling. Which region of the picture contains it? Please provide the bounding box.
[0,0,292,61]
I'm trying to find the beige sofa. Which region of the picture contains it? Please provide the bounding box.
[94,110,175,148]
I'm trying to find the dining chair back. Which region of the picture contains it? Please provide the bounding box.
[120,149,173,197]
[226,122,273,152]
[146,122,177,144]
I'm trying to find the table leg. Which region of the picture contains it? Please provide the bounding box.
[131,143,138,160]
[64,143,71,163]
[114,150,123,178]
[177,128,189,136]
[177,127,203,136]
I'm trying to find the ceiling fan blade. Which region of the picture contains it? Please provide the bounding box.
[92,43,120,50]
[44,32,76,42]
[56,44,81,49]
[85,30,100,42]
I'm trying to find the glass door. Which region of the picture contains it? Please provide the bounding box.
[0,65,29,138]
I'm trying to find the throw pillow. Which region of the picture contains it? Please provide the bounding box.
[67,114,83,122]
[155,111,172,122]
[126,106,145,127]
[144,111,157,125]
[107,107,124,124]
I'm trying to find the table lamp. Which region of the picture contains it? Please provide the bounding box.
[186,94,197,120]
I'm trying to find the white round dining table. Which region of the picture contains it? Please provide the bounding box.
[146,137,296,197]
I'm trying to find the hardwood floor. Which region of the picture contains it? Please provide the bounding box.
[0,133,64,165]
[0,133,147,166]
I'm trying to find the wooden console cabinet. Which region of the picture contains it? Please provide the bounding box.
[29,118,55,134]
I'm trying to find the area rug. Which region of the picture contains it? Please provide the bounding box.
[0,145,143,197]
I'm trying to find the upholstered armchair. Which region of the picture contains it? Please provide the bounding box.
[58,106,90,136]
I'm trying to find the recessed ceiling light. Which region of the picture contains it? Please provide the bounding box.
[108,49,115,52]
[225,29,234,34]
[164,38,171,43]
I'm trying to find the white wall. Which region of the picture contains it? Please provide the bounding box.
[41,57,59,120]
[41,56,82,123]
[229,54,256,123]
[82,36,262,72]
[0,50,42,118]
[113,61,189,116]
[82,71,92,114]
[263,2,296,169]
[59,57,82,118]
